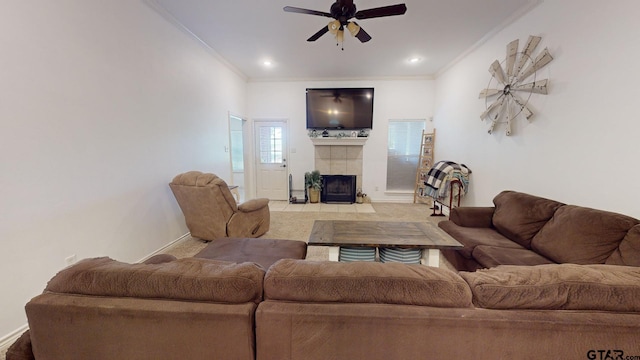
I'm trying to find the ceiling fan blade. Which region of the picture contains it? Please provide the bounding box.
[355,4,407,20]
[283,6,332,18]
[355,28,371,43]
[347,22,371,42]
[307,26,330,42]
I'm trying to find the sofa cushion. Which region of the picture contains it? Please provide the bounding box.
[438,221,523,259]
[45,257,265,303]
[460,264,640,312]
[264,259,473,308]
[606,224,640,266]
[492,191,564,248]
[194,237,307,270]
[472,245,555,268]
[531,205,639,264]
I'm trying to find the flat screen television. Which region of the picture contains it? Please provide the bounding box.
[306,88,374,130]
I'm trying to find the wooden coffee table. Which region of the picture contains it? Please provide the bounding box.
[308,220,463,267]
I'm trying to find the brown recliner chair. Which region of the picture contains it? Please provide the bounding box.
[169,171,270,241]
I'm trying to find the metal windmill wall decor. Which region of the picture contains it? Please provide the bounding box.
[479,35,553,136]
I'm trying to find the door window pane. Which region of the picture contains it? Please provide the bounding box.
[387,120,426,191]
[259,126,283,164]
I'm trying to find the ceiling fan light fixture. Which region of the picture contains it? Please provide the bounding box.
[336,29,344,44]
[347,22,360,37]
[328,20,340,35]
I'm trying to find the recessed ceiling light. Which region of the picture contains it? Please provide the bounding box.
[408,57,422,64]
[263,60,273,67]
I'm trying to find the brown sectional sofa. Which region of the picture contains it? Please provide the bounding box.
[438,190,640,271]
[11,255,640,359]
[9,192,640,359]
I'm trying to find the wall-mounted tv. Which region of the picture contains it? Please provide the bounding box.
[306,87,374,130]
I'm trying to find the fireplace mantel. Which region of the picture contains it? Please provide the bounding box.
[311,137,368,146]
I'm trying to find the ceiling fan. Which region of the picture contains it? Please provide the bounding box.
[283,0,407,49]
[322,90,344,103]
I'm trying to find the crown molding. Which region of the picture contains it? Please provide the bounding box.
[435,0,544,78]
[143,0,249,82]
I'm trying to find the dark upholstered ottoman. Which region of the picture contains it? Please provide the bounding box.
[194,237,307,269]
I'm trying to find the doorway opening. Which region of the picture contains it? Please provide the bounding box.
[229,114,246,202]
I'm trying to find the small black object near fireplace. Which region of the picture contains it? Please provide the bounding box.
[321,175,357,203]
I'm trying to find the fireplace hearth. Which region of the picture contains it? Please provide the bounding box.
[321,175,357,203]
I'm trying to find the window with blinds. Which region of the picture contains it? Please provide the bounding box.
[387,120,426,191]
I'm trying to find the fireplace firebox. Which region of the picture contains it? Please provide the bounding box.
[321,175,357,203]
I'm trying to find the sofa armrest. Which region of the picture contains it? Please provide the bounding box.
[6,330,34,360]
[238,198,269,212]
[449,207,495,228]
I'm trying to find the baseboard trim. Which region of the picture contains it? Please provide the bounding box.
[137,232,191,263]
[369,199,414,203]
[0,324,29,354]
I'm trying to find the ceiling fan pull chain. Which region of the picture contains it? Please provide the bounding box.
[335,27,345,50]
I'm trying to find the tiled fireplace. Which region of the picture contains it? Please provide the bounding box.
[313,144,363,191]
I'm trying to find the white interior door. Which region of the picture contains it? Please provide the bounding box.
[254,121,288,200]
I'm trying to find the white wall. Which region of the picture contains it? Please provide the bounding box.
[0,0,245,341]
[6,0,639,347]
[434,0,640,219]
[246,79,434,202]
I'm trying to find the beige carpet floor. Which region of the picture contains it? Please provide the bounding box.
[163,201,455,270]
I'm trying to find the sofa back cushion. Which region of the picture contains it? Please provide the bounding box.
[460,264,640,312]
[45,257,265,303]
[606,224,640,266]
[492,191,564,248]
[531,205,639,264]
[264,259,472,308]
